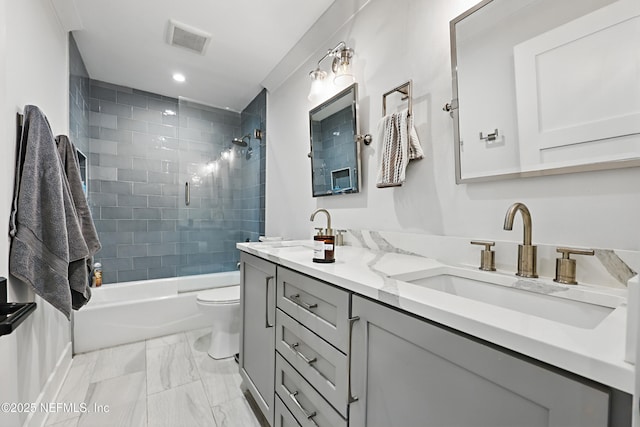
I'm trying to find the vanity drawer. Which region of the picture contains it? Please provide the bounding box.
[275,309,348,417]
[276,267,350,352]
[276,353,347,427]
[275,395,302,427]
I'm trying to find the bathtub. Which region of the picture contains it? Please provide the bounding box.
[73,271,240,354]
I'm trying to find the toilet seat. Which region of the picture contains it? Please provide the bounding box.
[197,286,240,305]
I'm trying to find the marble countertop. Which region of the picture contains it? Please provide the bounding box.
[237,240,633,393]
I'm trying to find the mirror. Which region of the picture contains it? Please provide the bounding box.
[309,83,362,197]
[451,0,640,183]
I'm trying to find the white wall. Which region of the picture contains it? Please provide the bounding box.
[266,0,640,253]
[0,0,71,426]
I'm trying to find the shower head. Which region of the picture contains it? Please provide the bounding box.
[232,134,251,147]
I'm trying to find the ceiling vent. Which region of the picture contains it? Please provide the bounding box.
[167,20,211,55]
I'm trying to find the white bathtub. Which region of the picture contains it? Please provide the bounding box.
[73,271,240,354]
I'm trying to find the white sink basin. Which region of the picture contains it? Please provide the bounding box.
[393,268,621,329]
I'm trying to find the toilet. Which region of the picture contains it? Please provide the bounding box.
[196,285,241,359]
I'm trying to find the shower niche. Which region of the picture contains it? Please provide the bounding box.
[309,83,362,197]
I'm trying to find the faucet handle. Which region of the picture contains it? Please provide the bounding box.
[314,227,325,236]
[554,247,594,285]
[470,240,496,271]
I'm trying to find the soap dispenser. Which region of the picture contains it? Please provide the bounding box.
[310,209,335,263]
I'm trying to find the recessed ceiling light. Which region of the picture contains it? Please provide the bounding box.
[172,73,186,83]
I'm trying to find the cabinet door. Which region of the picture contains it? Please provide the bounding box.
[350,295,610,427]
[240,252,277,425]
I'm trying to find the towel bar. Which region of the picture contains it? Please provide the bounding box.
[382,80,412,116]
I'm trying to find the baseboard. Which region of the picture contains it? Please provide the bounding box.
[23,342,73,427]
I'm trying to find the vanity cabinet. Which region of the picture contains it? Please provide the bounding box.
[239,252,277,425]
[349,295,612,427]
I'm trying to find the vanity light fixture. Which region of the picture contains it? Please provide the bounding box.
[308,41,355,102]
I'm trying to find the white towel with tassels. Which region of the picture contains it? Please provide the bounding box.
[376,109,424,187]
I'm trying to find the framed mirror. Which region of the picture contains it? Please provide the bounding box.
[309,83,362,197]
[450,0,640,183]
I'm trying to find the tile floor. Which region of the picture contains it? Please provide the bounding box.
[44,328,262,427]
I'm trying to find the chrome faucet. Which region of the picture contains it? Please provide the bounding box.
[310,209,333,236]
[503,202,537,278]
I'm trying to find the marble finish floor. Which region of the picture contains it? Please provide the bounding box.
[45,328,261,427]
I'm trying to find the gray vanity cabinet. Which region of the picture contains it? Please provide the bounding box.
[349,295,611,427]
[239,252,277,425]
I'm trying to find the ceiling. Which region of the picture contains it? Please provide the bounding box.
[62,0,336,111]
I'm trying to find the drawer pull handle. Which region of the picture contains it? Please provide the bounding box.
[290,294,318,310]
[265,276,274,328]
[291,342,318,365]
[347,316,360,404]
[289,391,318,423]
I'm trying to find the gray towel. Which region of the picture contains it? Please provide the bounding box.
[9,105,89,320]
[56,135,101,309]
[376,109,424,187]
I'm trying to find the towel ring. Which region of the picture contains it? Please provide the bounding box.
[382,80,412,116]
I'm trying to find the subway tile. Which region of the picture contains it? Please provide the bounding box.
[161,114,179,127]
[88,192,117,207]
[99,127,133,144]
[161,208,179,220]
[118,141,150,158]
[132,107,163,124]
[148,98,178,113]
[89,166,117,181]
[117,194,147,208]
[133,207,161,220]
[93,219,117,232]
[101,206,133,219]
[134,231,162,244]
[99,153,133,169]
[148,267,177,280]
[99,256,133,272]
[100,180,133,194]
[161,184,180,197]
[96,244,117,258]
[118,269,149,282]
[90,85,116,102]
[132,88,162,99]
[148,123,177,138]
[117,117,148,133]
[117,220,148,232]
[89,111,118,129]
[133,182,162,195]
[161,254,187,267]
[148,243,177,256]
[89,179,102,193]
[148,195,177,208]
[117,91,148,108]
[187,117,213,133]
[133,256,162,269]
[177,265,201,276]
[118,169,148,183]
[131,158,162,173]
[98,232,133,246]
[148,171,177,185]
[92,79,132,92]
[89,138,118,155]
[89,98,100,113]
[160,161,179,173]
[161,231,181,243]
[148,220,177,232]
[178,127,205,142]
[98,100,133,118]
[117,244,148,258]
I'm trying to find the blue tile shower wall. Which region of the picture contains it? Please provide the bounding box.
[239,89,267,242]
[82,79,265,283]
[69,34,90,156]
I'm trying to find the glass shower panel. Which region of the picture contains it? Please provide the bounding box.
[176,98,243,276]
